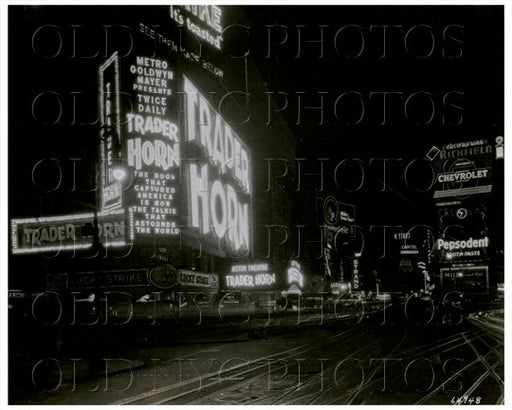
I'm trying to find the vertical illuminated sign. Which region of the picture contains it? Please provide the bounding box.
[98,52,123,212]
[353,258,360,289]
[183,75,251,256]
[287,260,304,288]
[124,56,181,240]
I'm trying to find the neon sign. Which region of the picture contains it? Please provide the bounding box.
[225,273,276,289]
[226,263,274,289]
[124,55,181,239]
[433,140,494,199]
[178,270,219,288]
[98,52,123,213]
[170,5,224,50]
[287,260,304,288]
[437,237,489,251]
[231,263,268,273]
[438,236,489,261]
[11,210,126,254]
[184,76,251,254]
[440,265,489,294]
[353,258,360,289]
[127,134,179,171]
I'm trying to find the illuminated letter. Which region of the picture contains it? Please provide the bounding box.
[142,141,155,166]
[199,97,213,154]
[127,138,142,170]
[234,138,242,182]
[238,202,249,251]
[241,148,250,193]
[223,125,235,172]
[167,142,179,168]
[189,164,209,234]
[184,77,198,141]
[227,185,239,249]
[210,180,227,238]
[213,113,224,164]
[154,140,168,170]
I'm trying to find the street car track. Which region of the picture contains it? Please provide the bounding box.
[323,330,477,405]
[108,315,503,405]
[111,325,364,405]
[178,324,407,405]
[156,327,500,405]
[153,325,369,405]
[192,336,378,405]
[414,330,504,405]
[459,333,504,400]
[111,343,308,405]
[313,329,490,405]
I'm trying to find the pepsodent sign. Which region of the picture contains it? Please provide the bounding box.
[437,237,489,251]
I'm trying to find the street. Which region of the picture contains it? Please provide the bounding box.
[15,304,504,406]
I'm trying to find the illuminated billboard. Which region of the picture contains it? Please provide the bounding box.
[178,269,219,289]
[352,258,361,289]
[182,75,252,256]
[169,5,224,50]
[436,204,490,263]
[437,236,490,261]
[95,46,253,255]
[224,263,275,290]
[123,55,181,242]
[433,140,494,199]
[440,265,489,294]
[96,51,253,256]
[98,52,124,213]
[47,269,150,290]
[287,260,304,288]
[11,210,126,254]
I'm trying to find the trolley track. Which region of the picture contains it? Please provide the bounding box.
[112,325,366,405]
[151,324,406,405]
[112,319,504,405]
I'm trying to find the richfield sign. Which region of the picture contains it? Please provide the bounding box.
[433,139,494,199]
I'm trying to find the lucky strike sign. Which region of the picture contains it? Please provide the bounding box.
[183,75,251,256]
